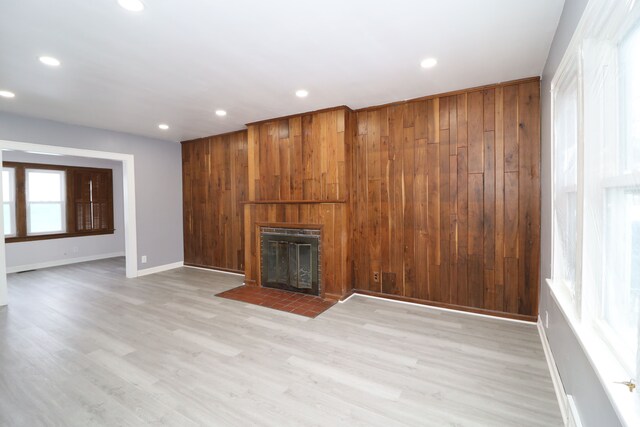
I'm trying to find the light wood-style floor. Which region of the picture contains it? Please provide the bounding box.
[0,258,562,426]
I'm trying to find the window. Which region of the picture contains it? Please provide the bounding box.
[602,188,640,366]
[598,22,640,373]
[550,0,640,421]
[552,63,579,297]
[72,170,114,233]
[2,161,114,242]
[2,167,16,236]
[26,169,66,234]
[621,23,640,173]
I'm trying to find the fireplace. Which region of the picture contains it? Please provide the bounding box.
[260,227,320,295]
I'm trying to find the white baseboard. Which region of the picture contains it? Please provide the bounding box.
[6,252,125,274]
[352,292,534,324]
[137,261,184,277]
[538,318,570,426]
[182,264,245,277]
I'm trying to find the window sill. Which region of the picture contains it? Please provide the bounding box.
[5,229,115,243]
[546,278,640,426]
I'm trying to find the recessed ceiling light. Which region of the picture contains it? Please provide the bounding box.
[420,58,438,69]
[158,123,169,130]
[295,89,309,98]
[39,56,60,67]
[215,110,227,117]
[118,0,145,12]
[0,90,15,98]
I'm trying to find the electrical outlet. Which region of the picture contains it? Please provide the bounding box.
[373,271,379,282]
[141,255,147,264]
[72,246,79,254]
[545,311,549,328]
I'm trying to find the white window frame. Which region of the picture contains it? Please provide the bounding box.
[551,54,583,315]
[549,0,640,424]
[594,19,640,372]
[25,168,66,235]
[2,167,16,237]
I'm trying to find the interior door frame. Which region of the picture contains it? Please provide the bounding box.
[0,139,138,306]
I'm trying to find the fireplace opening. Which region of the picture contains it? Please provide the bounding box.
[260,228,320,295]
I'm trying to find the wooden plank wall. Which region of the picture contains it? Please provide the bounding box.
[181,79,541,318]
[182,130,248,272]
[247,108,350,202]
[351,79,540,318]
[244,107,355,299]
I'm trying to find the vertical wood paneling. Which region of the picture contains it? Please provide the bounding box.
[389,106,405,296]
[517,81,541,316]
[403,124,416,297]
[468,173,484,308]
[414,111,428,300]
[483,127,496,309]
[183,78,541,318]
[426,143,439,268]
[503,86,519,173]
[182,131,247,272]
[248,110,349,203]
[467,91,484,174]
[448,96,459,303]
[350,79,541,318]
[494,87,505,311]
[456,94,469,307]
[368,110,382,292]
[439,99,451,303]
[380,131,391,293]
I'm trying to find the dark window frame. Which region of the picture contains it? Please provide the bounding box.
[3,161,115,243]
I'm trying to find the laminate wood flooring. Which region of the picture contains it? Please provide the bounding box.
[0,258,562,426]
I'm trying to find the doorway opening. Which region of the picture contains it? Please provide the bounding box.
[0,139,138,307]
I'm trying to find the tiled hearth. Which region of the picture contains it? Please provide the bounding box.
[216,286,335,318]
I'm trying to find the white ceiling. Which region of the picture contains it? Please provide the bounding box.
[0,0,565,143]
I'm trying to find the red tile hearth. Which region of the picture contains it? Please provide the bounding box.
[216,286,336,318]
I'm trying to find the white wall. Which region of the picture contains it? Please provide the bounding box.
[0,112,183,270]
[2,151,125,272]
[539,0,623,425]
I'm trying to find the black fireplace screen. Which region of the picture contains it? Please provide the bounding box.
[261,230,319,295]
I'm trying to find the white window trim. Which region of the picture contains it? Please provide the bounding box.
[551,50,583,313]
[549,0,640,424]
[547,278,640,425]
